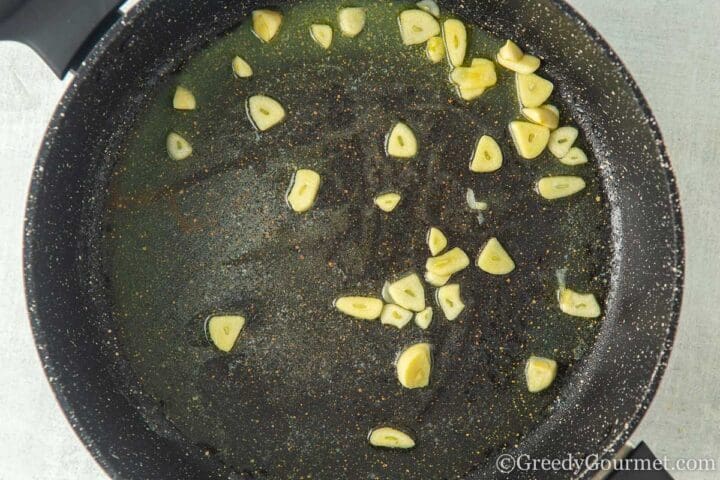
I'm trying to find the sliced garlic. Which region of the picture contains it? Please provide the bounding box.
[537,176,586,200]
[509,121,550,159]
[436,284,465,320]
[369,427,416,449]
[477,237,515,275]
[498,40,523,62]
[457,86,485,101]
[335,296,384,320]
[424,270,450,287]
[414,307,433,329]
[207,315,246,352]
[443,19,467,67]
[525,356,558,393]
[232,56,253,78]
[545,105,560,117]
[522,105,559,130]
[396,343,432,389]
[427,227,447,256]
[426,36,445,63]
[374,192,401,212]
[247,95,286,131]
[454,58,497,86]
[558,288,601,318]
[399,9,440,46]
[496,53,541,74]
[426,247,470,276]
[166,133,192,161]
[416,0,440,18]
[387,273,426,312]
[516,73,554,108]
[386,122,418,159]
[470,135,503,173]
[548,126,579,158]
[287,169,321,212]
[456,58,497,100]
[338,7,366,38]
[173,86,196,111]
[450,59,497,99]
[560,147,588,166]
[381,304,414,329]
[381,282,394,303]
[252,9,283,43]
[310,24,333,49]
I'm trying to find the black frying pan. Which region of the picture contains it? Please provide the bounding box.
[2,0,683,478]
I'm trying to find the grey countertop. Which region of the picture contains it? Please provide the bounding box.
[0,1,718,478]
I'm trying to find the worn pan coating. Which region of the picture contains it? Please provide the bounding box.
[23,0,683,478]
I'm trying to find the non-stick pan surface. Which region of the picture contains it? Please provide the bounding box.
[23,0,683,479]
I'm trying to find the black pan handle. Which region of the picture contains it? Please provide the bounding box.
[607,442,674,479]
[0,0,124,78]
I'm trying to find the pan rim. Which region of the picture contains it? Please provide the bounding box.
[541,0,684,477]
[22,0,685,478]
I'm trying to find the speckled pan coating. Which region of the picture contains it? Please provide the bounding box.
[23,1,683,479]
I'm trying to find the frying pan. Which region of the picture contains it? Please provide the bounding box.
[2,0,684,478]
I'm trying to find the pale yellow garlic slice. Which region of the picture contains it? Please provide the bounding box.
[252,9,283,43]
[522,105,559,130]
[424,270,450,287]
[414,307,433,329]
[287,169,321,212]
[381,281,393,304]
[450,58,497,89]
[450,59,497,98]
[426,36,445,63]
[516,73,554,108]
[455,58,497,86]
[173,86,196,111]
[335,296,384,320]
[548,126,579,158]
[498,40,523,62]
[166,133,192,160]
[207,315,246,352]
[525,356,558,392]
[426,247,470,276]
[399,9,440,46]
[369,427,416,449]
[381,304,414,329]
[416,0,440,17]
[558,288,601,318]
[477,237,515,275]
[338,7,366,37]
[496,54,540,74]
[247,95,286,131]
[374,192,402,212]
[443,19,467,67]
[310,24,333,49]
[427,227,447,256]
[387,273,426,312]
[509,121,550,159]
[470,135,503,173]
[232,56,253,78]
[396,343,432,388]
[537,176,586,200]
[436,284,464,320]
[386,122,418,158]
[458,86,485,101]
[560,147,588,166]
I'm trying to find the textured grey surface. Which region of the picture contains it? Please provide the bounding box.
[0,1,717,479]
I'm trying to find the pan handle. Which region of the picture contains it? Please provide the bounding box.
[606,442,674,479]
[0,0,124,78]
